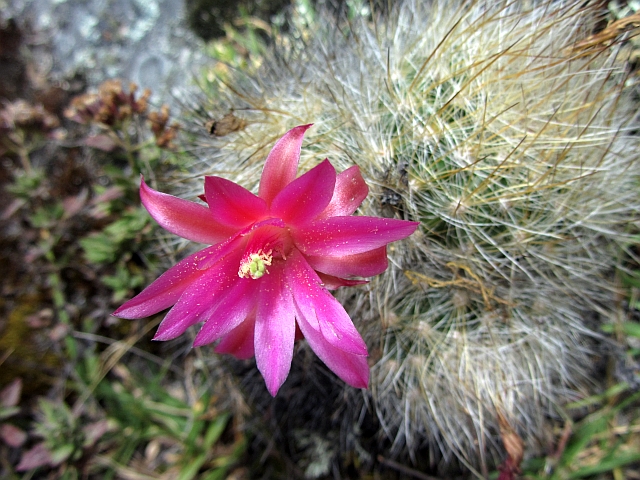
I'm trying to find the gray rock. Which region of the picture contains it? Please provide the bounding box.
[3,0,207,105]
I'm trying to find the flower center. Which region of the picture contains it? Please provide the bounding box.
[238,249,273,279]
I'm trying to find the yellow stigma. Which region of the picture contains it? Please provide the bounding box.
[238,250,273,279]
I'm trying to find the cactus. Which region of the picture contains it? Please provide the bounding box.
[175,0,639,474]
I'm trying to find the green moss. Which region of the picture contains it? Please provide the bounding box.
[0,295,62,395]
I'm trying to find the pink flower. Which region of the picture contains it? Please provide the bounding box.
[114,125,419,395]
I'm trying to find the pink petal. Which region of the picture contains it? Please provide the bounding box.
[270,159,336,225]
[215,312,256,359]
[204,176,267,228]
[152,247,244,341]
[193,278,257,346]
[254,261,296,396]
[195,217,285,270]
[316,273,368,290]
[258,124,312,206]
[293,217,420,256]
[305,246,389,278]
[316,166,368,220]
[141,177,237,244]
[239,222,287,267]
[113,245,222,319]
[296,307,369,389]
[288,250,368,356]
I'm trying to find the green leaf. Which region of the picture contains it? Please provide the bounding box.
[30,203,64,228]
[7,169,44,199]
[204,413,230,450]
[50,443,75,465]
[201,468,229,480]
[177,452,207,480]
[103,209,149,241]
[621,322,640,338]
[185,417,206,454]
[102,264,144,301]
[568,451,640,478]
[80,233,120,264]
[80,207,151,264]
[0,406,20,420]
[601,322,640,339]
[619,272,640,289]
[560,416,608,466]
[213,437,247,468]
[565,383,629,409]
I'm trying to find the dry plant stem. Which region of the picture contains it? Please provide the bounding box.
[71,331,183,374]
[115,127,142,173]
[377,455,442,480]
[0,347,15,370]
[72,317,161,413]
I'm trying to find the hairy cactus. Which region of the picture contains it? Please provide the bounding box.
[174,0,639,475]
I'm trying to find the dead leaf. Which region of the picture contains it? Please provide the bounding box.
[25,308,54,328]
[90,186,124,206]
[497,411,524,480]
[206,112,246,137]
[85,133,117,152]
[82,419,114,448]
[0,423,27,447]
[0,378,22,408]
[62,189,89,218]
[48,323,70,342]
[16,442,53,471]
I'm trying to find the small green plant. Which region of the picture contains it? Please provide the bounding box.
[64,79,180,169]
[1,74,233,478]
[80,207,152,264]
[75,342,246,479]
[0,99,61,172]
[11,342,245,478]
[519,384,640,479]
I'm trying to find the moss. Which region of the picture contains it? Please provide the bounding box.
[0,295,62,396]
